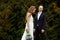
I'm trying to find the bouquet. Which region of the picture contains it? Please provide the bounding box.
[26,33,32,40]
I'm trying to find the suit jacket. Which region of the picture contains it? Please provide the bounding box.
[34,12,46,30]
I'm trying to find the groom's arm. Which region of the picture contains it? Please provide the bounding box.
[34,14,37,29]
[42,14,46,29]
[41,13,46,33]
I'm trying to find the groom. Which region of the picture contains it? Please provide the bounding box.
[34,5,46,40]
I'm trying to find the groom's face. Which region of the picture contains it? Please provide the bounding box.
[38,6,43,12]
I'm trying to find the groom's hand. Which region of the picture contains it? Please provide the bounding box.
[41,29,45,33]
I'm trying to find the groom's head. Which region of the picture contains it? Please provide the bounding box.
[38,5,43,12]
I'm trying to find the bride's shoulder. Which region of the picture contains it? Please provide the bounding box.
[26,12,31,17]
[27,12,31,15]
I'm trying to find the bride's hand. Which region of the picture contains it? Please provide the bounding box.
[26,28,29,33]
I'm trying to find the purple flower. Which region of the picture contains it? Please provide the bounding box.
[26,33,32,40]
[27,38,32,40]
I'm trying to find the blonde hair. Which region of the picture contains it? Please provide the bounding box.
[28,6,35,13]
[39,5,43,9]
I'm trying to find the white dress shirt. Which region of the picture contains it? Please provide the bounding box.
[37,12,42,20]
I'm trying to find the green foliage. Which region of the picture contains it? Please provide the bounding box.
[0,0,60,40]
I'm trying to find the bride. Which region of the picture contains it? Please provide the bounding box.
[21,6,36,40]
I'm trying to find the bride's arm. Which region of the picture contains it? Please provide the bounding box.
[26,13,30,32]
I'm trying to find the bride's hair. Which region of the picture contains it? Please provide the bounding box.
[25,6,35,23]
[28,6,35,13]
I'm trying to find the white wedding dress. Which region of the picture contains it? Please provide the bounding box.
[21,15,34,40]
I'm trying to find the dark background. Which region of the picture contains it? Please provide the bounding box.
[0,0,60,40]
